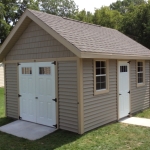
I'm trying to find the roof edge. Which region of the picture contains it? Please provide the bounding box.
[81,52,150,60]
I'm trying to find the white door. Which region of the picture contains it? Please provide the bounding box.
[36,62,56,126]
[118,61,130,119]
[19,62,56,127]
[19,63,36,122]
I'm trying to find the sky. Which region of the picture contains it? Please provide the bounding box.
[74,0,117,13]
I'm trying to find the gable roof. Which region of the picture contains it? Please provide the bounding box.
[0,9,150,62]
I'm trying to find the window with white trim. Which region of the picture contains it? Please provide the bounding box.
[137,61,144,84]
[95,61,106,90]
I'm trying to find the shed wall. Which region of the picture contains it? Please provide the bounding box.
[83,59,117,132]
[5,63,18,118]
[130,60,150,113]
[58,61,78,133]
[0,63,4,87]
[6,21,75,61]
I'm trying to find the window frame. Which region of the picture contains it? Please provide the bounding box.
[136,60,145,87]
[94,59,109,95]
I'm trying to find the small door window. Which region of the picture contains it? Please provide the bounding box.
[39,67,51,75]
[22,67,32,74]
[120,66,127,72]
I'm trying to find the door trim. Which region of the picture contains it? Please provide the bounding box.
[18,62,58,128]
[117,60,131,120]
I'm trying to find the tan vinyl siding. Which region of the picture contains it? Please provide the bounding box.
[5,63,18,118]
[83,59,117,132]
[0,63,4,87]
[6,21,75,61]
[58,61,78,133]
[130,60,150,113]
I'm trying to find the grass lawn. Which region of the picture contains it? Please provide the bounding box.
[1,88,150,149]
[135,109,150,119]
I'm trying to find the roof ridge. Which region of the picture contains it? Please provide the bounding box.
[62,17,101,28]
[28,9,102,28]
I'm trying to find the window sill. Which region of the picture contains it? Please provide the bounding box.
[94,89,109,95]
[137,83,145,87]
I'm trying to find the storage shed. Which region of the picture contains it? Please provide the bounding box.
[0,9,150,134]
[0,63,4,87]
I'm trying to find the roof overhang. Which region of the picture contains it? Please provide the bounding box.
[80,52,150,60]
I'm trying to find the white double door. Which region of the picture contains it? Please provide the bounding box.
[118,61,130,119]
[19,62,56,127]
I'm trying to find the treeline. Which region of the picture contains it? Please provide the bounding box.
[1,0,150,49]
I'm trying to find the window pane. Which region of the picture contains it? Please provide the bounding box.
[39,67,51,75]
[22,67,32,74]
[100,76,106,83]
[96,69,100,75]
[138,73,143,83]
[100,61,106,67]
[120,66,127,72]
[96,83,100,90]
[138,62,143,67]
[138,73,143,78]
[96,61,100,68]
[100,82,106,89]
[100,68,106,74]
[96,76,100,82]
[138,67,143,72]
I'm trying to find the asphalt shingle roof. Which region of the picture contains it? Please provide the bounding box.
[29,10,150,56]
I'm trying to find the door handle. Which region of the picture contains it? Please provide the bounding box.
[119,94,122,95]
[35,97,38,99]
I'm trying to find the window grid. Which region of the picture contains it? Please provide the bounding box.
[137,62,143,83]
[96,61,106,90]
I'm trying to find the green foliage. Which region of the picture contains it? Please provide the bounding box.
[93,7,122,29]
[38,0,78,18]
[75,9,93,23]
[110,0,146,14]
[120,2,150,48]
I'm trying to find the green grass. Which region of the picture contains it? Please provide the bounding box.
[0,87,5,117]
[1,87,150,149]
[135,109,150,119]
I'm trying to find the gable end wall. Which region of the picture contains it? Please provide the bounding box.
[6,21,75,61]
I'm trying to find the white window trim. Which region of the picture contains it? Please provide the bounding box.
[94,59,109,95]
[136,60,145,87]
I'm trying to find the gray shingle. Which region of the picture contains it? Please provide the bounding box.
[29,9,150,57]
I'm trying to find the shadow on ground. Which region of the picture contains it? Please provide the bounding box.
[0,117,82,150]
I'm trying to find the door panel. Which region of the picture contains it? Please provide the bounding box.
[19,63,36,122]
[118,61,130,119]
[19,62,56,127]
[36,62,56,127]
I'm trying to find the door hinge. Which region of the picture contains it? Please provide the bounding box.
[19,116,22,120]
[127,61,130,64]
[18,94,21,97]
[128,91,130,94]
[52,61,56,65]
[53,124,57,128]
[52,98,57,102]
[17,63,20,66]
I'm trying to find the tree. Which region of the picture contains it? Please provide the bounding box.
[38,0,78,18]
[75,9,93,23]
[16,0,39,25]
[110,0,146,14]
[0,2,10,44]
[0,0,39,44]
[120,2,150,48]
[93,6,122,29]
